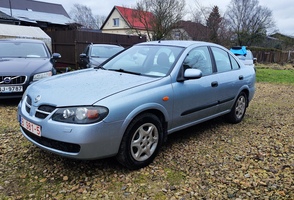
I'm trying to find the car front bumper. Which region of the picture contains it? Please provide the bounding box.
[18,100,124,160]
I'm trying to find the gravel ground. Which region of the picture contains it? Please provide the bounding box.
[0,82,293,199]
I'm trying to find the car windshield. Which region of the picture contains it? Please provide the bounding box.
[90,46,124,58]
[0,42,49,58]
[102,45,183,77]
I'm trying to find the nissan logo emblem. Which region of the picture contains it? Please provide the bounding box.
[3,77,11,84]
[34,95,41,103]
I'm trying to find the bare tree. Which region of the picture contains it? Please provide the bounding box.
[96,15,106,29]
[225,0,275,46]
[189,0,211,24]
[69,4,105,29]
[217,17,235,47]
[134,0,186,40]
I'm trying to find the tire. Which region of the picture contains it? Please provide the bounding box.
[226,92,248,124]
[116,113,163,170]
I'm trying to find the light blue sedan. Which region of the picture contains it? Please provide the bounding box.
[18,40,256,169]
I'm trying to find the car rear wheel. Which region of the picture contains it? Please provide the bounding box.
[116,113,163,170]
[226,92,247,124]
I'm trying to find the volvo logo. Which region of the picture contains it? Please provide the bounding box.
[3,77,11,84]
[34,95,41,103]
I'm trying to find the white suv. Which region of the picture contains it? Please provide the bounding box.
[230,46,256,68]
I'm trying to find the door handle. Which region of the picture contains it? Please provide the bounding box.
[211,81,218,87]
[239,75,244,80]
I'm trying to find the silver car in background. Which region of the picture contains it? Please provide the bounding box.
[18,40,256,169]
[79,44,124,68]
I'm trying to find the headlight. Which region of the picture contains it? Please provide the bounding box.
[52,106,109,124]
[33,71,52,81]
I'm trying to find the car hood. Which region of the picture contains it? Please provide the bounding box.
[0,58,50,74]
[28,69,159,107]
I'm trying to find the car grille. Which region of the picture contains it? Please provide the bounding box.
[25,96,56,119]
[0,76,27,85]
[22,127,81,153]
[25,96,32,113]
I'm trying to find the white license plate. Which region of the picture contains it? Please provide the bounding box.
[0,86,23,93]
[21,117,41,137]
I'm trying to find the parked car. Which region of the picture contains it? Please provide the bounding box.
[0,39,61,99]
[18,40,256,169]
[230,46,256,68]
[79,44,124,68]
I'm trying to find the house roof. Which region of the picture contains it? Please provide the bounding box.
[176,20,210,41]
[116,6,153,29]
[0,0,74,25]
[101,6,153,30]
[0,10,15,20]
[0,0,70,17]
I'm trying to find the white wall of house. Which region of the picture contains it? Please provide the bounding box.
[101,9,152,41]
[102,9,130,34]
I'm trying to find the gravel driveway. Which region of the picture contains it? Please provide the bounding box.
[0,82,293,199]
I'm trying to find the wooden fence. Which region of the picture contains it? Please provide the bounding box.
[44,30,293,68]
[252,50,294,64]
[45,30,146,69]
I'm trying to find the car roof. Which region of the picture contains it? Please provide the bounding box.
[0,38,45,44]
[136,40,217,48]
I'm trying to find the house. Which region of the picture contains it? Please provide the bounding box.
[168,20,210,41]
[101,6,153,40]
[0,0,75,30]
[268,33,294,50]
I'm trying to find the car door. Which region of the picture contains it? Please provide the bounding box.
[171,46,220,130]
[210,46,245,113]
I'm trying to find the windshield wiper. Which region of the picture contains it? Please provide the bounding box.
[108,68,141,75]
[94,65,105,70]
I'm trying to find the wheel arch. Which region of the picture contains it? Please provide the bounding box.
[121,105,169,144]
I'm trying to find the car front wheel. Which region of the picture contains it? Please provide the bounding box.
[116,113,163,170]
[226,92,248,124]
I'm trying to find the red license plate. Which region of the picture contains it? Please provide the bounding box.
[21,117,41,137]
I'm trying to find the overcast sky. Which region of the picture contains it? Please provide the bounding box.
[42,0,294,36]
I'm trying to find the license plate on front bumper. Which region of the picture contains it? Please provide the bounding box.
[21,116,42,137]
[0,86,23,93]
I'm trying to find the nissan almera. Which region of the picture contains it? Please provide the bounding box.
[18,40,256,169]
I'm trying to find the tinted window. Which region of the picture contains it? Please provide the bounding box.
[211,47,231,73]
[183,46,212,76]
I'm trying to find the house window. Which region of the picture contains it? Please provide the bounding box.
[113,18,119,27]
[174,31,180,39]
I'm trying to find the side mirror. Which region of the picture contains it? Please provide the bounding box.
[80,53,87,58]
[184,68,202,79]
[52,53,61,60]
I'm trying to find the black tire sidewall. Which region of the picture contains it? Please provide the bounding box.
[227,92,247,124]
[116,113,163,170]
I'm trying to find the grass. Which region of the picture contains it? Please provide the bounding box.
[255,64,294,84]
